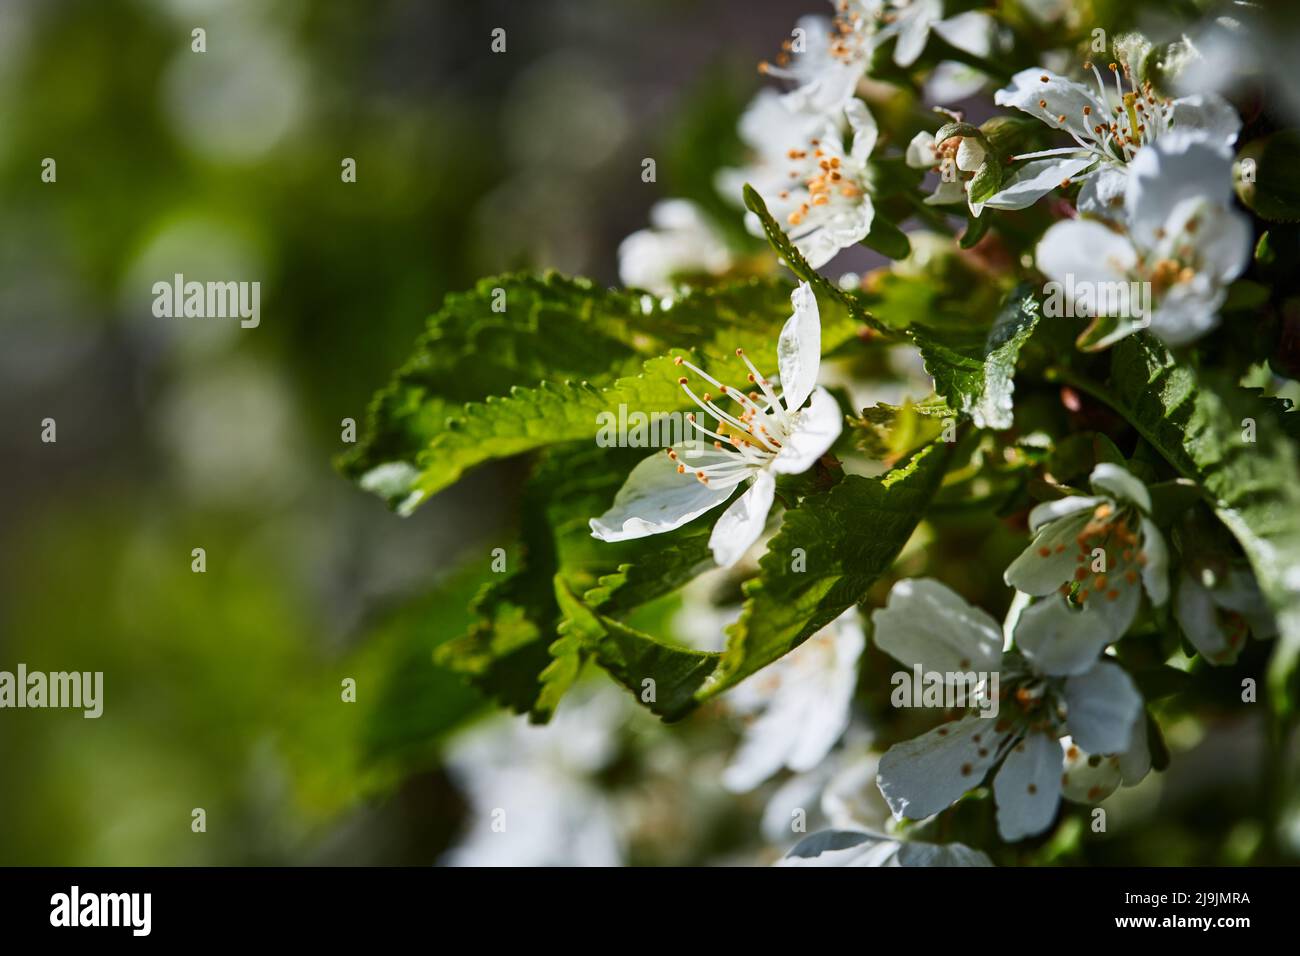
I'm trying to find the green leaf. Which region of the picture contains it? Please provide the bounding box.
[557,580,721,722]
[860,216,912,260]
[910,284,1042,430]
[583,527,713,619]
[967,160,1003,208]
[559,441,950,720]
[350,274,856,513]
[340,272,655,499]
[713,440,950,694]
[1104,335,1300,710]
[742,183,887,334]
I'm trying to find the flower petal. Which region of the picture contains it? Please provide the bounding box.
[1167,93,1241,148]
[1089,462,1151,512]
[846,97,879,167]
[1013,594,1112,676]
[778,830,901,867]
[981,156,1098,212]
[1139,516,1169,606]
[877,715,1009,821]
[994,67,1109,143]
[770,386,843,474]
[777,281,821,412]
[894,841,994,867]
[1118,718,1152,786]
[709,469,776,568]
[1059,736,1123,803]
[872,577,1004,674]
[589,444,738,542]
[1004,509,1093,595]
[993,730,1063,841]
[1064,661,1142,755]
[892,0,942,67]
[1036,219,1137,287]
[1126,132,1235,250]
[1076,165,1129,221]
[1174,570,1240,664]
[1028,495,1104,533]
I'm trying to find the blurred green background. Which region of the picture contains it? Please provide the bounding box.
[0,0,793,865]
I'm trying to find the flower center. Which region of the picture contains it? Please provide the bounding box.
[1046,502,1149,606]
[670,351,793,485]
[780,139,865,229]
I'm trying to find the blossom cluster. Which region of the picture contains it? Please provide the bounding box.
[428,1,1297,867]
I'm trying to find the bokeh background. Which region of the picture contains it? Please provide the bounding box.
[0,0,801,865]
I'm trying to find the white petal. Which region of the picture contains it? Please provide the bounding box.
[994,67,1109,143]
[794,195,876,269]
[895,841,994,867]
[1167,93,1241,147]
[981,156,1097,212]
[1193,203,1253,285]
[1076,165,1129,221]
[872,577,1004,674]
[1013,594,1112,676]
[1028,495,1104,533]
[589,444,738,542]
[1139,517,1169,606]
[1089,463,1151,512]
[1149,281,1225,347]
[709,470,776,568]
[1064,661,1142,754]
[1059,736,1123,803]
[761,767,833,843]
[1175,570,1239,664]
[1004,509,1093,596]
[877,715,1009,821]
[846,97,879,166]
[1118,718,1152,786]
[892,0,942,67]
[778,830,901,867]
[906,131,937,169]
[783,59,865,116]
[993,730,1063,841]
[1080,578,1142,642]
[777,281,821,412]
[770,387,843,474]
[1126,132,1235,249]
[1036,219,1137,287]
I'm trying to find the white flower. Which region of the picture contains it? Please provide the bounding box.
[764,2,946,116]
[905,128,988,214]
[590,282,844,567]
[1035,132,1251,348]
[778,828,992,866]
[722,609,866,792]
[441,692,625,866]
[1003,463,1168,643]
[617,200,732,295]
[872,578,1149,841]
[870,0,945,70]
[923,12,999,104]
[1175,563,1277,666]
[715,88,825,209]
[750,98,879,269]
[985,61,1241,217]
